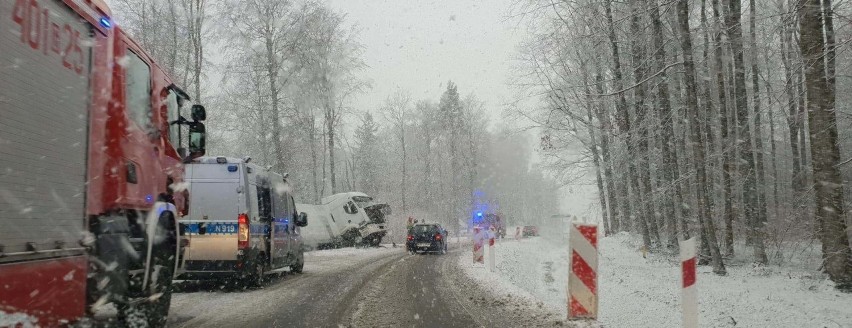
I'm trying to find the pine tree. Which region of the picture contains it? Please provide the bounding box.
[355,113,381,197]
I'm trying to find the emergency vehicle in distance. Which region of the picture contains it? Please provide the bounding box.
[473,212,507,239]
[178,157,308,286]
[0,0,207,326]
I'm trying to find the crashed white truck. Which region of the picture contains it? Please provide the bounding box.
[298,192,390,249]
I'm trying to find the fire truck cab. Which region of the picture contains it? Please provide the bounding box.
[0,0,206,326]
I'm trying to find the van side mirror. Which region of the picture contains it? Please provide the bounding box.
[191,104,206,121]
[188,122,206,159]
[296,212,308,227]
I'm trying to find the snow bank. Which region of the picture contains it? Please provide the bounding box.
[456,239,599,327]
[462,234,852,327]
[0,310,38,328]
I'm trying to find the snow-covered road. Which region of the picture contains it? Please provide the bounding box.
[167,243,568,327]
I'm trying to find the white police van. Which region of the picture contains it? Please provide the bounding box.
[178,156,307,286]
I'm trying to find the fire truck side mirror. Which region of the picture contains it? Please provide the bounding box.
[188,122,206,159]
[191,104,206,121]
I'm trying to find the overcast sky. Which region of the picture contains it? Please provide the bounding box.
[325,0,526,120]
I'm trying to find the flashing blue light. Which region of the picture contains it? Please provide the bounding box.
[476,212,483,217]
[100,17,112,29]
[145,194,153,203]
[227,165,238,172]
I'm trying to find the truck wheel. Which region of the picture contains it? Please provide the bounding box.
[145,212,177,327]
[341,230,360,247]
[118,211,176,328]
[117,302,148,328]
[369,237,381,247]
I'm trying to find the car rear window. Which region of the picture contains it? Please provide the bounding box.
[413,225,437,234]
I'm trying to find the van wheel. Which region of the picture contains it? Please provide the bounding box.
[290,257,304,273]
[250,257,266,288]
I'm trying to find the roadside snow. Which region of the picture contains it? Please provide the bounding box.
[0,310,38,328]
[456,240,599,327]
[461,233,852,327]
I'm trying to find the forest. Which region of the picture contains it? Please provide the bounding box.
[513,0,852,288]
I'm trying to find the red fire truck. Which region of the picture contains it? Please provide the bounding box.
[0,0,206,326]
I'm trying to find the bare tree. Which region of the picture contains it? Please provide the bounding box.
[725,0,768,264]
[798,0,852,288]
[381,91,412,213]
[677,0,727,275]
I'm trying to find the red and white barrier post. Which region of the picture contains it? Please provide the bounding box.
[680,237,697,328]
[473,226,484,264]
[568,223,598,320]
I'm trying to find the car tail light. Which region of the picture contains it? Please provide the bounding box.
[407,235,413,241]
[238,213,249,249]
[435,234,442,241]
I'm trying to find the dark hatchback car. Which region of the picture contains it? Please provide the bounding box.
[407,223,447,254]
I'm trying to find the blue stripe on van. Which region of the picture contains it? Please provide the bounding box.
[183,222,239,235]
[182,221,270,236]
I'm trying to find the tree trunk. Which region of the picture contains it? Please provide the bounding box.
[725,0,767,264]
[190,0,203,103]
[167,0,178,73]
[763,49,780,221]
[823,0,836,96]
[264,31,286,176]
[595,72,619,234]
[748,0,769,264]
[588,105,611,235]
[798,0,852,289]
[402,136,407,213]
[700,0,717,224]
[327,114,337,194]
[629,3,656,248]
[310,117,320,203]
[677,0,727,275]
[778,5,801,207]
[581,60,611,235]
[650,0,679,248]
[423,127,433,209]
[605,0,631,232]
[711,0,736,257]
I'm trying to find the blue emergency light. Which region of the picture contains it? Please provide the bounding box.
[227,165,238,172]
[99,17,112,29]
